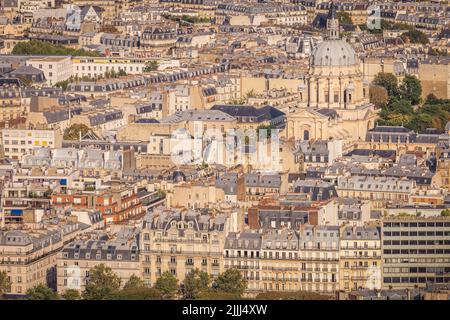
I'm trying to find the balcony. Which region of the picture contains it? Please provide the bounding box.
[351,275,370,281]
[185,261,194,266]
[350,266,368,270]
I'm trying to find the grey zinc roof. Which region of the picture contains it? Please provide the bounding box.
[225,231,262,250]
[62,237,139,262]
[160,109,235,124]
[245,173,281,188]
[340,226,381,240]
[143,208,227,233]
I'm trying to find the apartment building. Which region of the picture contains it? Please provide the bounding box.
[0,229,62,295]
[224,231,262,292]
[260,229,303,292]
[437,144,450,190]
[295,139,343,169]
[52,185,142,225]
[381,216,450,289]
[26,56,73,86]
[244,173,288,202]
[0,80,24,122]
[57,228,140,294]
[72,57,148,78]
[247,202,320,230]
[0,180,52,224]
[0,128,63,161]
[0,220,88,295]
[260,225,340,293]
[170,181,225,209]
[140,208,230,286]
[165,85,192,115]
[339,225,382,292]
[337,176,416,208]
[70,108,125,133]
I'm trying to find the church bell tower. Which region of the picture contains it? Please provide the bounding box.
[327,2,340,40]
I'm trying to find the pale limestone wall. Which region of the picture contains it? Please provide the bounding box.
[419,63,450,99]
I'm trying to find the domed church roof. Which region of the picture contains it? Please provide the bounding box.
[311,1,358,68]
[312,39,357,67]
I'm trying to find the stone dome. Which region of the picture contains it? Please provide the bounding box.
[311,39,358,67]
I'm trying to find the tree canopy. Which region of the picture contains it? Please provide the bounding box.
[154,271,178,298]
[401,29,429,45]
[143,60,159,72]
[373,72,399,97]
[0,271,11,297]
[182,269,210,299]
[12,40,100,57]
[113,286,163,300]
[214,269,247,297]
[369,85,389,108]
[374,72,450,133]
[63,124,93,140]
[62,289,81,300]
[337,11,353,25]
[255,291,331,300]
[26,284,60,300]
[123,275,145,290]
[82,264,121,300]
[399,74,422,105]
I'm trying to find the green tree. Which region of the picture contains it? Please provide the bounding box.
[183,269,210,299]
[143,60,159,72]
[154,271,178,298]
[425,93,440,105]
[369,85,389,108]
[408,112,433,132]
[197,290,242,300]
[373,72,399,97]
[441,209,450,217]
[55,79,70,91]
[82,264,121,300]
[389,99,414,115]
[26,284,59,300]
[63,124,92,140]
[113,287,162,300]
[62,289,81,300]
[337,11,353,25]
[215,269,247,297]
[399,75,422,105]
[244,89,256,99]
[12,39,100,57]
[401,29,429,45]
[0,271,11,298]
[123,275,145,290]
[117,69,127,77]
[255,291,331,300]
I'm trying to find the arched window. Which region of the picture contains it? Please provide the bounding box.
[303,130,310,140]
